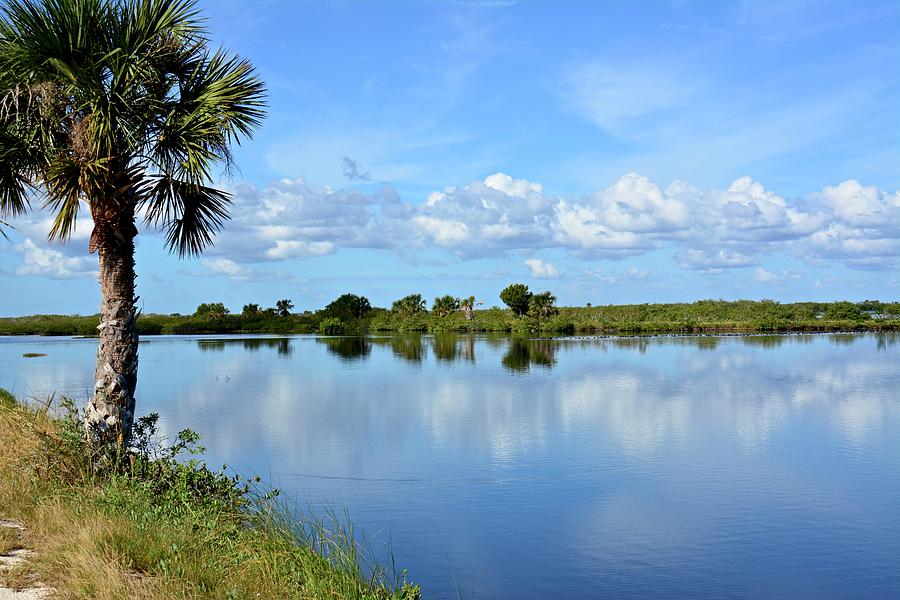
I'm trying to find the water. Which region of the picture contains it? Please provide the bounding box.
[1,333,899,599]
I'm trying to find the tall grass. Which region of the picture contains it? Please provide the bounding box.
[0,393,419,599]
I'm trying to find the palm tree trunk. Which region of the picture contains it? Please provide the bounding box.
[84,207,139,455]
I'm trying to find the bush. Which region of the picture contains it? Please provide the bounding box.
[319,317,345,335]
[825,301,867,321]
[194,302,229,318]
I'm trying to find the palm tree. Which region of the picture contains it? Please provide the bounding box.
[0,0,265,454]
[529,291,558,318]
[432,294,459,318]
[241,303,261,318]
[275,299,293,317]
[459,295,481,321]
[392,293,427,317]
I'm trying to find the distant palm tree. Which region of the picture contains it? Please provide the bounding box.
[460,295,481,321]
[432,294,460,318]
[529,291,558,318]
[276,299,294,317]
[392,294,427,317]
[241,303,262,318]
[0,0,265,454]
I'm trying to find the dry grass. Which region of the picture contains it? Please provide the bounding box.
[0,400,419,600]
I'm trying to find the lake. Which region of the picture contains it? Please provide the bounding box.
[1,333,898,599]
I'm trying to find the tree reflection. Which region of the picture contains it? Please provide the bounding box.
[829,334,859,346]
[197,340,225,352]
[196,337,293,356]
[242,338,292,356]
[319,337,372,361]
[370,335,427,363]
[875,333,898,351]
[611,337,649,354]
[502,338,557,372]
[741,335,787,349]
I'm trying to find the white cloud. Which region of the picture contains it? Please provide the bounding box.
[588,266,652,285]
[413,215,470,247]
[264,240,336,260]
[15,239,96,279]
[754,267,778,283]
[677,248,759,272]
[202,258,250,277]
[196,172,900,274]
[483,173,543,198]
[524,258,560,278]
[755,267,803,284]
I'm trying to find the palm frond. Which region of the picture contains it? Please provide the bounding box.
[43,154,111,241]
[143,174,230,257]
[0,129,37,217]
[150,46,265,180]
[0,0,265,253]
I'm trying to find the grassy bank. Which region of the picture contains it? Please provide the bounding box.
[0,392,419,599]
[1,300,899,337]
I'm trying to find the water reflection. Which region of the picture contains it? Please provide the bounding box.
[2,333,899,600]
[369,335,427,363]
[197,337,293,356]
[501,338,557,372]
[318,337,372,361]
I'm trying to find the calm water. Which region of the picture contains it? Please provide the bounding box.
[1,333,899,599]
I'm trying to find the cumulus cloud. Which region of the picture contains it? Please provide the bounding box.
[524,258,560,278]
[16,239,96,279]
[189,172,900,274]
[202,258,250,277]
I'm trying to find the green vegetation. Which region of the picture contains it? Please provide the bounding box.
[0,398,419,599]
[319,317,346,335]
[1,296,899,337]
[324,294,372,320]
[0,388,15,407]
[194,303,230,319]
[22,353,47,358]
[276,300,295,317]
[499,284,532,316]
[432,295,460,317]
[391,294,427,317]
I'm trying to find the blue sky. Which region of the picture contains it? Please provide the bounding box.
[2,0,899,315]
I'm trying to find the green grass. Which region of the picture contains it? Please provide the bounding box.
[0,398,419,599]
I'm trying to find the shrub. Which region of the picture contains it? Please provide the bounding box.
[825,301,867,321]
[319,317,345,335]
[194,302,229,318]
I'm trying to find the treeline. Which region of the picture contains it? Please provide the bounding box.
[1,288,899,336]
